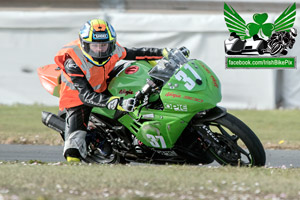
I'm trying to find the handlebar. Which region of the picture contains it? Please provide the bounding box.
[135,79,156,102]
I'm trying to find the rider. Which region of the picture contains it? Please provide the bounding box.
[54,19,165,162]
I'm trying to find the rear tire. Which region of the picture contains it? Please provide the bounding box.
[84,151,127,164]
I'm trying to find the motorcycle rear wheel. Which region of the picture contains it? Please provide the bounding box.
[84,151,126,164]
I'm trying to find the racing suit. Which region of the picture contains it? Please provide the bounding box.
[58,44,163,160]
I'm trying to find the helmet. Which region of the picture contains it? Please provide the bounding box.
[79,19,117,66]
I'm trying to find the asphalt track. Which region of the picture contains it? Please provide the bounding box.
[0,144,299,168]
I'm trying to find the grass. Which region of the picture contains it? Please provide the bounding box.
[0,162,299,200]
[230,109,300,149]
[0,104,62,145]
[1,105,300,200]
[0,104,300,149]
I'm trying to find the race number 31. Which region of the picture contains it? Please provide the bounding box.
[175,64,201,90]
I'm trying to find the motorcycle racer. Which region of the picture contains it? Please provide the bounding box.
[54,19,164,162]
[39,33,266,166]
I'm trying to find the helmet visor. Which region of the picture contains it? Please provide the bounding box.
[83,40,115,59]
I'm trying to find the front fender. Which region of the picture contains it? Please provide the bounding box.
[193,106,227,124]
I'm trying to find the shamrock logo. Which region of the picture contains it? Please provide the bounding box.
[247,13,275,38]
[224,3,296,40]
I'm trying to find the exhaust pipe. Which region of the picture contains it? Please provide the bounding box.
[42,111,65,139]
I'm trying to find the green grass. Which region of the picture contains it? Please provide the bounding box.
[0,162,299,200]
[0,104,300,149]
[230,109,300,149]
[0,104,62,145]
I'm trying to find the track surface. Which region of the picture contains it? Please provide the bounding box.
[0,144,299,167]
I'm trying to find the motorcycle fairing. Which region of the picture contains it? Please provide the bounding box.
[37,64,61,97]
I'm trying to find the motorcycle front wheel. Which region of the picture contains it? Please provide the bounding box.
[201,113,266,167]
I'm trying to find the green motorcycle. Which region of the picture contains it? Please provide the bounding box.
[39,47,266,166]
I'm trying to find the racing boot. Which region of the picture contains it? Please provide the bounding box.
[65,148,81,162]
[63,130,88,162]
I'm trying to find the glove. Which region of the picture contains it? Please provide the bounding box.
[162,47,190,59]
[179,46,190,58]
[106,96,136,112]
[162,48,170,59]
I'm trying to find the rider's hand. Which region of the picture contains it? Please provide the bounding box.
[162,48,170,59]
[106,96,137,112]
[162,47,190,59]
[179,46,190,58]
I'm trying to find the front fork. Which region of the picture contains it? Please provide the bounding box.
[194,122,244,165]
[191,106,227,149]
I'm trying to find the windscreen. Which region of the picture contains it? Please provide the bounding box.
[148,49,188,83]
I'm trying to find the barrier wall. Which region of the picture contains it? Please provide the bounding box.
[0,10,299,109]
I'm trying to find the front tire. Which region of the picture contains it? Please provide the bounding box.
[205,113,266,166]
